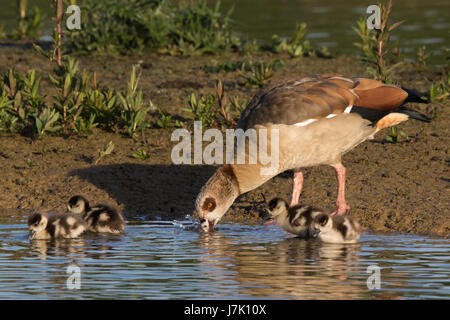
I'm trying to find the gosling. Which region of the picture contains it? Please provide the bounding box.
[267,198,328,239]
[67,195,126,234]
[314,214,361,244]
[28,212,87,240]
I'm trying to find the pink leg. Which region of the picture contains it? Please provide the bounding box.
[290,170,304,207]
[330,163,350,216]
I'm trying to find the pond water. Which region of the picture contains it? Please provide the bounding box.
[0,0,448,65]
[0,209,449,299]
[217,0,449,65]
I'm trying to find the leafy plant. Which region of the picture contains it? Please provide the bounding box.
[117,66,151,137]
[167,0,240,56]
[132,148,150,160]
[427,74,450,102]
[156,108,173,128]
[49,57,85,131]
[353,1,404,83]
[34,108,62,138]
[10,1,45,40]
[95,141,115,165]
[201,58,252,74]
[67,0,239,56]
[386,125,407,143]
[270,22,311,57]
[181,93,217,128]
[417,46,430,66]
[240,60,285,88]
[74,114,98,135]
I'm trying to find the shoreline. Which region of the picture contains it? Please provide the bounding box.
[0,46,448,238]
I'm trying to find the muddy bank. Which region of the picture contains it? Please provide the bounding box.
[0,45,448,238]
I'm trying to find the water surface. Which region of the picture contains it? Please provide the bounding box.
[0,209,449,299]
[0,0,448,65]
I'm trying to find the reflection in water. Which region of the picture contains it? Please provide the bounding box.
[198,231,365,299]
[0,209,449,299]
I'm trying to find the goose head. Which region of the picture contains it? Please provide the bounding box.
[195,166,240,232]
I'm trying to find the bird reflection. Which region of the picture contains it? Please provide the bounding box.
[29,234,122,261]
[197,230,370,299]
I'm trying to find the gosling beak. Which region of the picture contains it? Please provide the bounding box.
[29,230,36,240]
[312,227,321,238]
[200,218,216,232]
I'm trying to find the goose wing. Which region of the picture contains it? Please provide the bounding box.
[237,74,408,130]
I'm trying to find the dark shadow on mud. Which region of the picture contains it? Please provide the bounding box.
[69,163,217,220]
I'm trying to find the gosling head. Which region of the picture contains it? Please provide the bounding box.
[314,212,332,233]
[27,213,48,240]
[67,195,90,216]
[195,166,240,232]
[267,198,288,218]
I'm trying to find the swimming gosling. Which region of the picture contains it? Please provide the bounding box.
[314,214,361,244]
[67,195,126,234]
[28,212,87,240]
[267,198,328,239]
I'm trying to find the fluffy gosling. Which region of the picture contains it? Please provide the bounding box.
[267,198,328,239]
[28,212,87,240]
[67,195,126,234]
[315,214,361,244]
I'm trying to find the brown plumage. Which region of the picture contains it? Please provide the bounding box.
[196,74,430,231]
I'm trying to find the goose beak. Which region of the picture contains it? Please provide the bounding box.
[200,218,216,232]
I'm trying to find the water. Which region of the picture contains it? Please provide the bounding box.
[217,0,450,65]
[0,0,448,65]
[0,209,449,299]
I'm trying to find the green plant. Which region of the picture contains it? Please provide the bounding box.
[267,22,327,58]
[67,0,239,56]
[181,93,217,128]
[228,96,248,116]
[74,114,98,135]
[117,66,151,137]
[201,58,251,74]
[95,141,115,165]
[34,108,62,138]
[353,1,404,83]
[427,74,450,102]
[241,60,285,88]
[167,0,240,56]
[49,57,85,131]
[156,108,173,128]
[132,148,150,160]
[386,125,407,143]
[417,46,430,66]
[11,0,46,40]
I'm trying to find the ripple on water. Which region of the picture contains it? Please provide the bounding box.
[0,209,449,299]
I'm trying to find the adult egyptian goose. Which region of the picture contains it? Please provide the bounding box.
[28,212,87,240]
[196,74,430,232]
[67,195,126,234]
[314,213,362,244]
[267,197,328,238]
